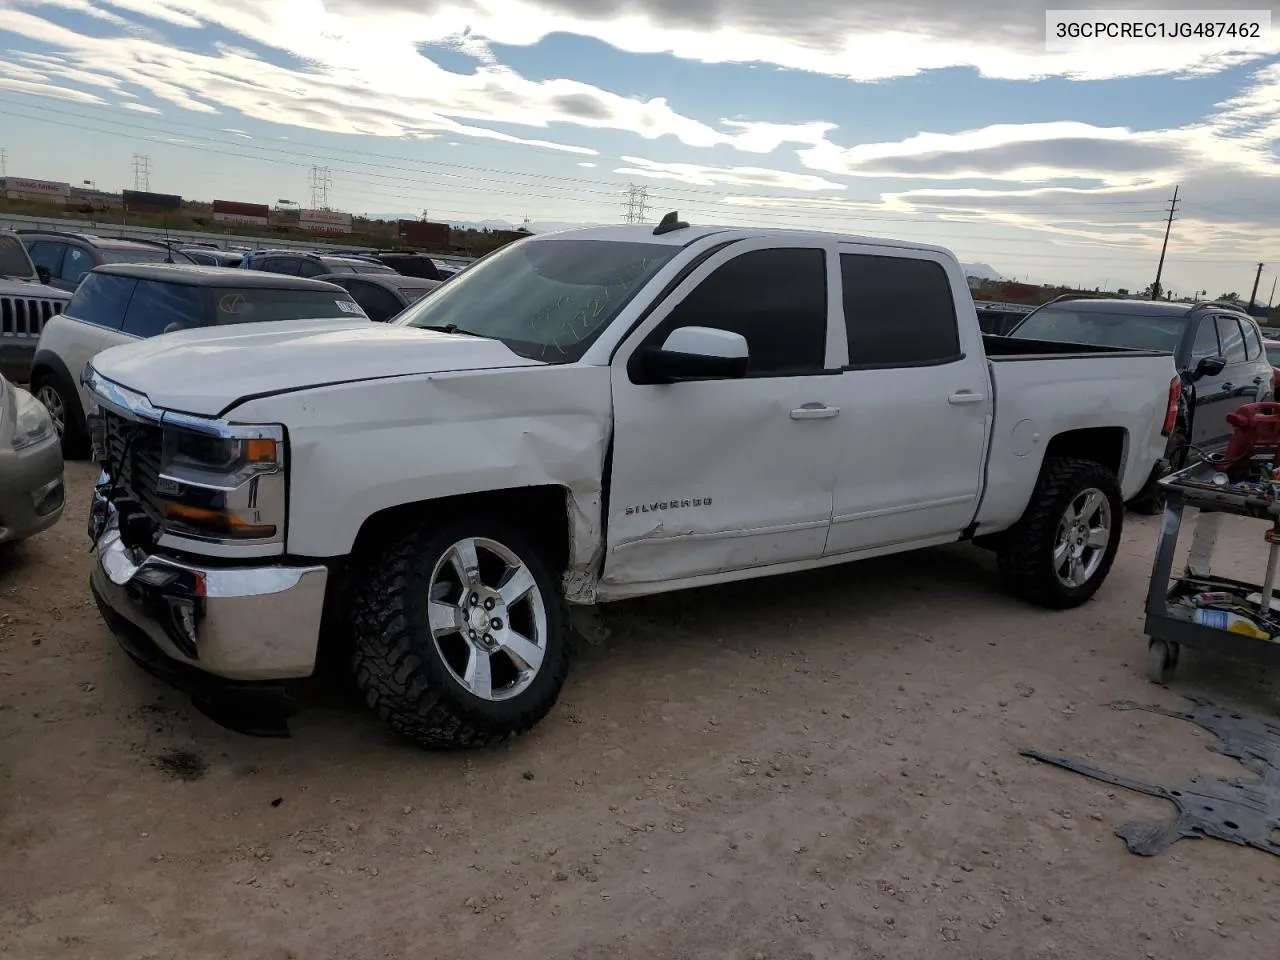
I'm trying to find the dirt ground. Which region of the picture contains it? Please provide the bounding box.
[2,462,1279,960]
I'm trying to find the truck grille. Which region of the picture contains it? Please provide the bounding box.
[0,296,64,337]
[100,408,166,524]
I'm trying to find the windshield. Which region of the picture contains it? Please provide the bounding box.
[0,234,35,279]
[99,247,192,265]
[1011,306,1186,352]
[209,288,366,324]
[394,239,677,361]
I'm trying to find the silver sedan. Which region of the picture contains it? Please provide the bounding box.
[0,374,64,545]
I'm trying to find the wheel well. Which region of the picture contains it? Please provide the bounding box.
[1043,427,1126,477]
[351,485,572,574]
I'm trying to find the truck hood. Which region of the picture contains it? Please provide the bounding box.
[90,318,542,417]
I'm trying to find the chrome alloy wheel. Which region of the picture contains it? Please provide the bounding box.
[35,384,65,438]
[1053,487,1111,588]
[427,537,548,701]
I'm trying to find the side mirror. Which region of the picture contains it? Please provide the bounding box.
[642,326,749,383]
[1192,355,1227,381]
[35,265,51,285]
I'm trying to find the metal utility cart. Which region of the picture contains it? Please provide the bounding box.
[1144,459,1280,683]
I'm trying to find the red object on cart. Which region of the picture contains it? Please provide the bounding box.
[1222,402,1280,479]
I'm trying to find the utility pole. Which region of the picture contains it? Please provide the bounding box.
[1248,262,1264,311]
[1268,276,1276,309]
[131,153,151,191]
[1151,185,1179,301]
[622,183,649,224]
[0,147,7,177]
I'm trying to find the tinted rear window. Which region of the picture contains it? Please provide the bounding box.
[122,280,205,337]
[211,288,366,325]
[1266,346,1280,367]
[66,273,137,329]
[1012,307,1185,352]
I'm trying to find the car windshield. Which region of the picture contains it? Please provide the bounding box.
[393,239,677,361]
[209,288,366,324]
[0,234,35,279]
[1011,306,1186,352]
[99,247,190,265]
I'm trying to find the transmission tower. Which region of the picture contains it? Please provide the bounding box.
[131,153,151,191]
[623,183,649,224]
[308,165,332,209]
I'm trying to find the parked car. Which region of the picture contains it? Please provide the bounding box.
[1007,298,1274,510]
[0,231,72,383]
[1263,336,1280,391]
[0,372,64,546]
[354,251,445,280]
[314,273,441,321]
[30,264,367,457]
[17,231,196,292]
[179,248,244,268]
[974,300,1034,335]
[241,250,397,278]
[82,217,1178,748]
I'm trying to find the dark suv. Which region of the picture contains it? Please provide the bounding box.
[1009,298,1274,507]
[30,264,366,456]
[18,231,195,292]
[242,250,396,278]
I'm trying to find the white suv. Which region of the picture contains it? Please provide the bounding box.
[30,263,367,457]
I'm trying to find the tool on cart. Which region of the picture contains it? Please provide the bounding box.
[1218,401,1280,481]
[1143,428,1280,683]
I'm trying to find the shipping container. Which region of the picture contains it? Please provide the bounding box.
[299,208,352,234]
[123,189,182,212]
[212,200,270,225]
[397,220,451,250]
[0,177,71,202]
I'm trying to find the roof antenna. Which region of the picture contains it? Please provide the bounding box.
[652,210,688,236]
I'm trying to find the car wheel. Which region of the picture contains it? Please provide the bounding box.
[32,373,89,459]
[349,515,572,749]
[997,457,1124,609]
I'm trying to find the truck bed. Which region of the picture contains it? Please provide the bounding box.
[973,338,1178,533]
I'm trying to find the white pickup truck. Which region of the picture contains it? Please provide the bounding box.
[82,217,1180,747]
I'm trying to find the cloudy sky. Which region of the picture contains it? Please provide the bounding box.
[0,1,1279,295]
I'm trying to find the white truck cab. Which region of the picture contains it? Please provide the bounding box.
[82,217,1180,748]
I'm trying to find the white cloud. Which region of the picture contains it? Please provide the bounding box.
[615,155,845,191]
[121,101,162,114]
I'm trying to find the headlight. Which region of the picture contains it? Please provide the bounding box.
[11,387,55,451]
[155,419,286,544]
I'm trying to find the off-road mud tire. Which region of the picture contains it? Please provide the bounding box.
[997,456,1124,609]
[349,516,572,749]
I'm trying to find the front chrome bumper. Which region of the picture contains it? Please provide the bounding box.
[90,509,329,681]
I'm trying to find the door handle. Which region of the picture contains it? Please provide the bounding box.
[1254,376,1264,385]
[790,403,840,420]
[948,390,986,405]
[1222,382,1234,392]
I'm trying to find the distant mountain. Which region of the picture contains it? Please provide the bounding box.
[961,262,1004,281]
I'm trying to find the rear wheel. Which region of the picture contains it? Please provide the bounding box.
[31,371,88,459]
[348,515,571,749]
[997,457,1124,609]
